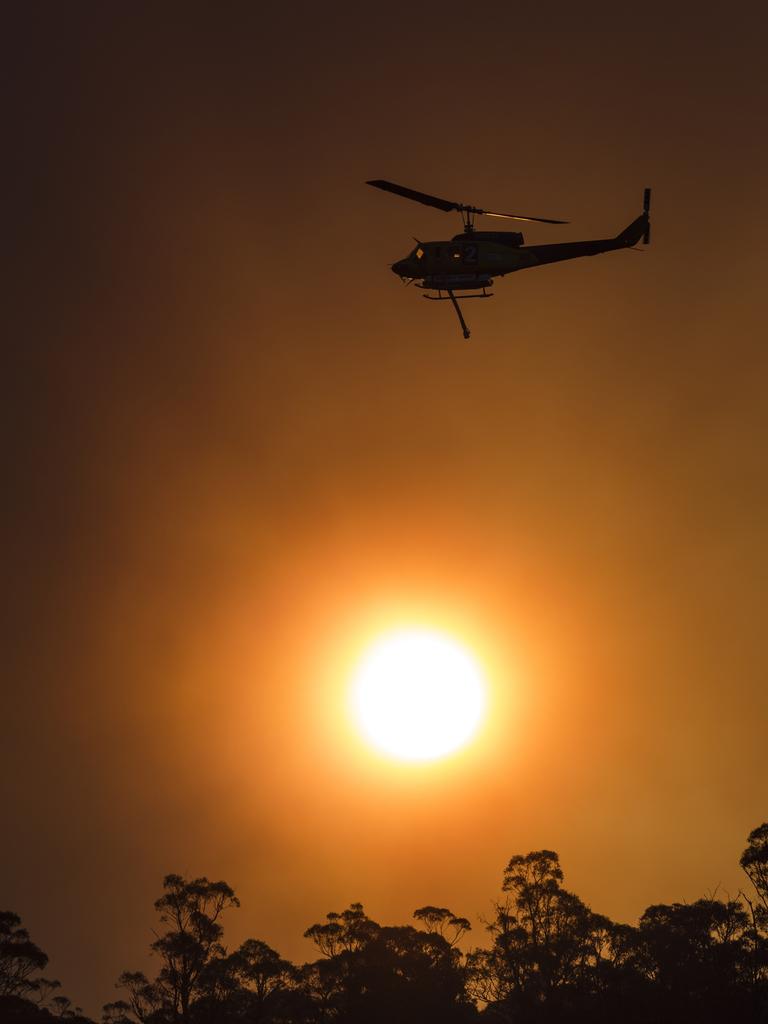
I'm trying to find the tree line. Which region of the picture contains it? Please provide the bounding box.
[3,822,767,1024]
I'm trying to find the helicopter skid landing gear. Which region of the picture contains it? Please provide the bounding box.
[421,287,492,340]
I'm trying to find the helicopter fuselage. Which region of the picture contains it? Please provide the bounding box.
[391,208,650,293]
[392,233,533,287]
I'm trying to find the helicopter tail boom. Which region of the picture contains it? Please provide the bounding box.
[520,189,651,268]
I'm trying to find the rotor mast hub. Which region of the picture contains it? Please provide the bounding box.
[459,205,476,234]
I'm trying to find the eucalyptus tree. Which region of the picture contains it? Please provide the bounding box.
[741,822,768,911]
[413,906,471,947]
[303,903,475,1024]
[0,910,49,998]
[114,874,239,1023]
[739,822,768,1013]
[466,850,639,1021]
[637,897,754,1023]
[0,910,88,1021]
[192,938,301,1023]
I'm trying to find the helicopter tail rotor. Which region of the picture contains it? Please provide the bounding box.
[642,188,651,245]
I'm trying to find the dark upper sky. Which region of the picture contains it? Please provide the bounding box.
[5,1,768,1015]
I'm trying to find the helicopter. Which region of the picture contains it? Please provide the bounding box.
[367,179,651,339]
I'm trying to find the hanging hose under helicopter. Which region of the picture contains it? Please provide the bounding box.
[416,277,494,340]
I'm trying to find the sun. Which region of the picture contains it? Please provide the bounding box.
[350,628,488,762]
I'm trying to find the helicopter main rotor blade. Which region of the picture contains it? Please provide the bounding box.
[366,179,568,224]
[366,179,458,213]
[482,210,569,225]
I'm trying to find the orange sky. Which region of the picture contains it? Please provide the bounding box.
[5,2,768,1015]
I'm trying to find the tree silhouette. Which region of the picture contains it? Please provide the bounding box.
[101,1000,132,1024]
[741,823,768,911]
[467,849,626,1019]
[637,897,753,1023]
[0,911,90,1022]
[32,979,63,1007]
[192,937,302,1023]
[114,971,164,1023]
[303,903,475,1024]
[84,820,767,1024]
[0,911,49,998]
[303,903,377,958]
[413,906,471,947]
[739,822,768,1022]
[115,874,239,1023]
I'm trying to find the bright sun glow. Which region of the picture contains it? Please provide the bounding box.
[351,628,488,762]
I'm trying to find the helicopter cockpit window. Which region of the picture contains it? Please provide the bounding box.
[415,246,425,260]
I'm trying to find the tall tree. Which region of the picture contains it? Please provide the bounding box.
[0,911,89,1022]
[638,898,753,1023]
[0,911,49,998]
[303,903,377,959]
[115,874,239,1023]
[193,938,300,1023]
[741,823,768,910]
[467,850,639,1021]
[304,903,474,1024]
[152,874,239,1021]
[113,972,163,1023]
